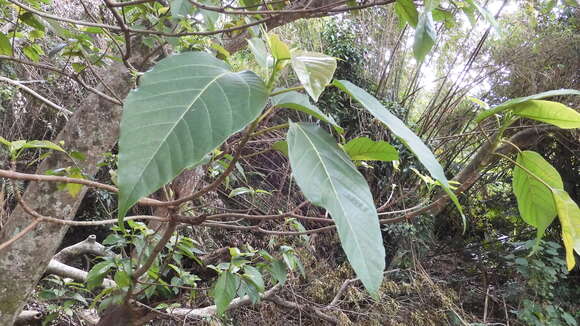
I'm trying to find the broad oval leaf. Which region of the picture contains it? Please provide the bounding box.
[247,37,271,68]
[475,89,580,123]
[213,271,238,315]
[343,137,399,162]
[271,90,343,133]
[552,189,580,270]
[118,52,268,218]
[290,50,337,102]
[513,151,563,241]
[413,11,436,62]
[287,122,385,295]
[512,100,580,129]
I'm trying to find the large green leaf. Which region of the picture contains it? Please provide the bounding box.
[413,10,436,62]
[334,80,465,226]
[512,100,580,129]
[118,52,268,219]
[334,80,449,187]
[271,91,343,133]
[343,137,399,162]
[290,50,337,102]
[552,189,580,270]
[268,34,290,61]
[475,89,580,123]
[513,151,563,241]
[394,0,419,27]
[287,122,385,295]
[213,271,237,315]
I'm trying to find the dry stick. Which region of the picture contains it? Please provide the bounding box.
[0,76,73,116]
[7,0,275,37]
[326,269,401,308]
[0,55,122,105]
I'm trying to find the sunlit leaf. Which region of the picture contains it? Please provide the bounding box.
[475,89,580,123]
[512,100,580,129]
[552,189,580,271]
[394,0,419,27]
[0,32,12,56]
[287,122,385,295]
[118,52,268,219]
[513,151,562,242]
[268,34,290,61]
[343,137,399,162]
[170,0,192,17]
[290,50,336,101]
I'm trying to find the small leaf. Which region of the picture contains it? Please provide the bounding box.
[333,80,464,223]
[243,265,265,292]
[87,261,114,290]
[413,11,436,62]
[0,32,12,56]
[512,100,580,129]
[23,45,41,62]
[552,189,580,271]
[343,137,399,162]
[466,96,489,110]
[268,34,290,61]
[228,187,252,198]
[22,140,65,152]
[287,122,385,295]
[394,0,419,27]
[513,151,563,243]
[269,259,287,285]
[247,38,271,68]
[290,50,337,101]
[464,0,501,34]
[65,169,85,198]
[475,89,580,123]
[20,12,45,31]
[271,141,288,156]
[271,91,342,132]
[213,271,237,315]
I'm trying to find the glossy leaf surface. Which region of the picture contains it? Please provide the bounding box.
[343,137,399,162]
[290,50,337,101]
[512,100,580,129]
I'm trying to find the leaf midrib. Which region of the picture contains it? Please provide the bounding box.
[294,124,372,273]
[124,70,230,200]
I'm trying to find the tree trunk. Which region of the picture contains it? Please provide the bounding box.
[0,61,132,324]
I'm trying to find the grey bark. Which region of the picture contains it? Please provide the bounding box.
[0,60,132,324]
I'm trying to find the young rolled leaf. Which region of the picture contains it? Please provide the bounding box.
[271,90,343,133]
[118,52,268,219]
[511,100,580,129]
[552,189,580,270]
[513,151,563,242]
[268,34,291,61]
[475,89,580,123]
[343,137,399,162]
[287,122,385,295]
[290,50,337,101]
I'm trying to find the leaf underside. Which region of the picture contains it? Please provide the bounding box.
[287,122,385,295]
[118,52,268,219]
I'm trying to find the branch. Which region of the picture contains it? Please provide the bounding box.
[14,310,42,326]
[46,259,116,288]
[0,76,73,116]
[53,235,113,264]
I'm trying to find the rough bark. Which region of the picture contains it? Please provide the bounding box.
[0,61,132,324]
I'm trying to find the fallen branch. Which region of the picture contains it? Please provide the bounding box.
[14,310,42,325]
[54,235,112,264]
[46,260,116,288]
